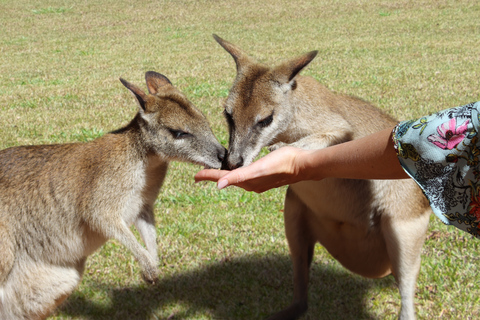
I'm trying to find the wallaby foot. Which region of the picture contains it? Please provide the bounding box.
[267,301,308,320]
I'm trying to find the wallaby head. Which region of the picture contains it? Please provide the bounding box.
[213,34,317,169]
[120,71,225,169]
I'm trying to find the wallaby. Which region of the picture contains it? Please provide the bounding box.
[0,71,226,320]
[214,34,431,320]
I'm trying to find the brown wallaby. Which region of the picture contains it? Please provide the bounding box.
[214,34,431,320]
[0,71,226,320]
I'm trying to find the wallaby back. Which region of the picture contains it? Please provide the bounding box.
[0,71,225,320]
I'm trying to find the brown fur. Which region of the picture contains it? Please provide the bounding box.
[0,72,225,319]
[214,34,430,320]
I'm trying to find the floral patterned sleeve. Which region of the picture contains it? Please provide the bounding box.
[393,101,480,238]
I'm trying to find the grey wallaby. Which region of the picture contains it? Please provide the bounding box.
[0,71,226,320]
[214,34,431,320]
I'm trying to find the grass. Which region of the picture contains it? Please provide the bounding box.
[1,0,480,319]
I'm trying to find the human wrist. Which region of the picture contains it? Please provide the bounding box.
[293,149,322,182]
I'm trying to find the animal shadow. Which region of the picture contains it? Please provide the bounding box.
[57,253,396,320]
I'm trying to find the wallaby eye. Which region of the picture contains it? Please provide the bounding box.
[169,129,191,139]
[257,114,273,128]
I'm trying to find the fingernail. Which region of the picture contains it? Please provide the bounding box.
[217,179,228,190]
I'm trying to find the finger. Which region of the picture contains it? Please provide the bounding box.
[194,169,230,182]
[217,163,270,190]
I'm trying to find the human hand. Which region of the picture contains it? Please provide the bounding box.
[194,146,306,193]
[195,126,408,192]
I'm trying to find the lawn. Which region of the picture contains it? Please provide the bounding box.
[1,0,479,319]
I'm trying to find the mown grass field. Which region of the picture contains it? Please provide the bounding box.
[1,0,479,319]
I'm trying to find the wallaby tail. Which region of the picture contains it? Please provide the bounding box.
[0,221,14,285]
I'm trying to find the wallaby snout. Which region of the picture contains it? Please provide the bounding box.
[221,157,242,170]
[221,147,243,170]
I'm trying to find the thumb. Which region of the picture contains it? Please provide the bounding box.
[217,168,250,190]
[217,178,229,190]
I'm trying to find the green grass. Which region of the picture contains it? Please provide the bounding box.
[1,0,480,319]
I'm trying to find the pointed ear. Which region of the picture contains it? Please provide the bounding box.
[145,71,172,95]
[213,34,253,72]
[120,78,147,111]
[273,51,318,83]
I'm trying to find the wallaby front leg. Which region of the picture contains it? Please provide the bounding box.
[134,207,158,266]
[268,188,315,320]
[109,222,159,284]
[270,130,353,152]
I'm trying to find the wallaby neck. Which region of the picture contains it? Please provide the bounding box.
[97,117,169,204]
[279,75,396,144]
[108,113,168,165]
[272,76,332,144]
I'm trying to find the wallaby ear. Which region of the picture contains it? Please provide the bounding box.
[145,71,172,95]
[120,78,147,111]
[213,34,253,72]
[273,50,318,83]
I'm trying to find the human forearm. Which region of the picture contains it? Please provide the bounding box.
[297,126,409,181]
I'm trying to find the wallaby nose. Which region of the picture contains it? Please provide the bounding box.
[221,155,243,170]
[233,157,244,169]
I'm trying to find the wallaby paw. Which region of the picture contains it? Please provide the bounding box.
[268,142,288,152]
[141,269,159,285]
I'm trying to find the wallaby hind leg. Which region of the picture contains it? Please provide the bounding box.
[0,222,15,319]
[0,221,14,285]
[382,210,430,320]
[268,188,315,320]
[0,258,83,320]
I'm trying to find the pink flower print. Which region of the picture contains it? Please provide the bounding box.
[427,118,470,150]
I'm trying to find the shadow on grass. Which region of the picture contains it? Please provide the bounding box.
[58,254,396,320]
